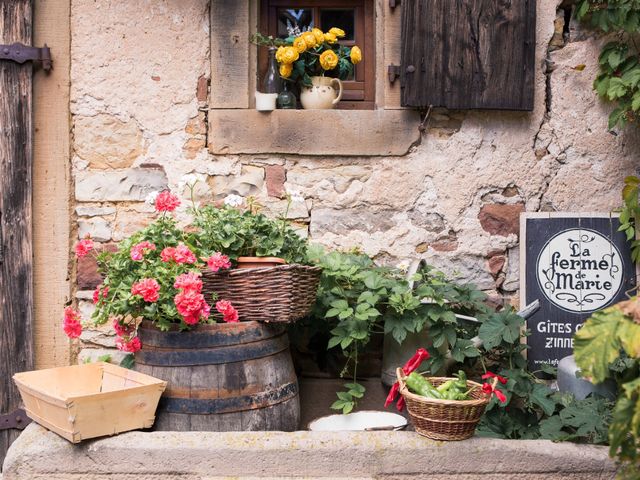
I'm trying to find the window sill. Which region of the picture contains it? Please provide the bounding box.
[208,109,421,156]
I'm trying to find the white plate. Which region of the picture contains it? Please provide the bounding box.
[308,410,407,431]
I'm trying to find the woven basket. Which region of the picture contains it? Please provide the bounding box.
[202,264,322,324]
[396,368,491,441]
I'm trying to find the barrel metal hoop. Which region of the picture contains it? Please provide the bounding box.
[161,381,299,414]
[136,333,289,367]
[138,322,286,349]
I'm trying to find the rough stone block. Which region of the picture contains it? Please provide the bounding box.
[311,208,396,236]
[77,217,112,242]
[75,205,117,217]
[77,348,127,365]
[75,167,168,202]
[478,204,525,237]
[265,164,286,198]
[503,247,520,292]
[73,114,145,169]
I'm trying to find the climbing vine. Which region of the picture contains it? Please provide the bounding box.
[576,0,640,128]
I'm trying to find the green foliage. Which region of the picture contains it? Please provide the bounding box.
[574,298,640,478]
[330,382,365,414]
[191,204,308,264]
[619,175,640,263]
[120,354,135,369]
[539,393,612,443]
[306,247,489,411]
[576,1,640,128]
[475,318,612,442]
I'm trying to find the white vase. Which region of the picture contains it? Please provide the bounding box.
[300,76,343,109]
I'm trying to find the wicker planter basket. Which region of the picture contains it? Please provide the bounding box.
[396,368,490,441]
[202,264,322,323]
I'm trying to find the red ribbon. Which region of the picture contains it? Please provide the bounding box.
[384,347,430,411]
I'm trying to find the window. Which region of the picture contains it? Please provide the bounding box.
[259,0,375,109]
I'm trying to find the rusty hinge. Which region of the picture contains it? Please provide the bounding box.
[0,408,31,431]
[388,64,400,84]
[0,42,52,72]
[389,0,401,8]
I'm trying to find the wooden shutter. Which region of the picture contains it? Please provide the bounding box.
[400,0,536,110]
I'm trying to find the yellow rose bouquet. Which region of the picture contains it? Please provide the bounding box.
[251,27,362,88]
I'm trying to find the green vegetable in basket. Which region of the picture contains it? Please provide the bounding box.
[405,372,442,399]
[434,371,471,401]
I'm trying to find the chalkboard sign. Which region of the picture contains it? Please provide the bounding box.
[520,213,636,372]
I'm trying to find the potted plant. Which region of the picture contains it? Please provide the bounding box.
[251,27,362,109]
[190,192,308,268]
[62,181,317,432]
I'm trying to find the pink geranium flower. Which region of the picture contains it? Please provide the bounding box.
[173,272,203,292]
[154,190,181,212]
[160,244,197,264]
[92,285,109,304]
[174,290,206,316]
[174,289,210,325]
[206,252,232,272]
[75,238,94,258]
[63,306,83,338]
[112,318,134,337]
[173,244,197,264]
[130,241,156,261]
[216,300,239,323]
[116,336,142,353]
[131,278,161,303]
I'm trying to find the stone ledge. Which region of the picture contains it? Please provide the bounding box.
[3,423,616,479]
[208,109,421,156]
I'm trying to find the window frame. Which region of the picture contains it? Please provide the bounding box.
[259,0,375,110]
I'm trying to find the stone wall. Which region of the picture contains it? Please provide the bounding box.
[70,0,639,356]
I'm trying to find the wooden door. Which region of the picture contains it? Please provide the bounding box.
[0,0,35,469]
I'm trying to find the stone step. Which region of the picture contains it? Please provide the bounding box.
[3,423,616,479]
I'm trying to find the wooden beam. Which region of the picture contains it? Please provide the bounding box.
[0,0,35,468]
[210,0,251,108]
[33,0,71,370]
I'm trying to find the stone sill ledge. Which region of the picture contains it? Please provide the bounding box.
[3,423,616,479]
[208,109,421,156]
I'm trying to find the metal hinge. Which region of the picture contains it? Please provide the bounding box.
[388,64,400,84]
[0,408,31,431]
[0,42,52,72]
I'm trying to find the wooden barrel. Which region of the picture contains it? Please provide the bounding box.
[135,321,300,431]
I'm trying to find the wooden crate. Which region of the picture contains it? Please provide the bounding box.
[13,362,167,443]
